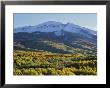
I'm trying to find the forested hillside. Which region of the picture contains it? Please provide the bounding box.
[14,21,97,75]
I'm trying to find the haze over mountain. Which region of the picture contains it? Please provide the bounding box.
[14,21,97,54]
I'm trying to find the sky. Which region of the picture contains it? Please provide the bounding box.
[14,13,97,31]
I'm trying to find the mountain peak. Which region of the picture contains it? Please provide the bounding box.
[37,21,62,26]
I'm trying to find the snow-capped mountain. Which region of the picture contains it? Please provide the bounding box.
[14,21,97,54]
[14,21,97,37]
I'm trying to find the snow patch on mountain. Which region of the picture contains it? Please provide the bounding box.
[54,31,62,36]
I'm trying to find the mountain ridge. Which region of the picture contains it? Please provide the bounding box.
[14,21,97,35]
